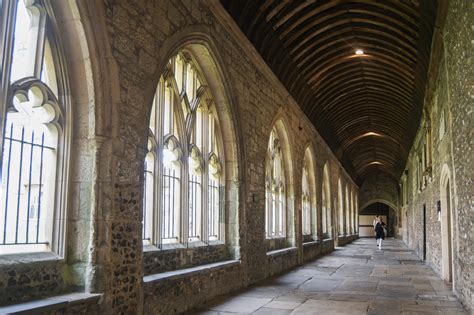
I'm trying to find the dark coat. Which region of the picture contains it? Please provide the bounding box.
[375,222,385,240]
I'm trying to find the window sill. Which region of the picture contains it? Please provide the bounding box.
[303,240,320,248]
[0,292,101,314]
[323,238,334,242]
[266,246,297,257]
[143,240,225,253]
[143,259,240,283]
[0,251,61,266]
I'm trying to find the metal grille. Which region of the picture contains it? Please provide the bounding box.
[162,166,179,241]
[188,174,201,239]
[302,197,311,235]
[208,178,220,239]
[1,123,52,245]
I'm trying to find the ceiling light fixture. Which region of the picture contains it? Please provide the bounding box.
[355,49,364,55]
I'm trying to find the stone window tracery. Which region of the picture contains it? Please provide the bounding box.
[0,0,68,255]
[265,128,286,238]
[143,51,224,247]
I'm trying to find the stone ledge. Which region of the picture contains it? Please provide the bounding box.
[303,240,320,248]
[266,247,298,257]
[143,259,241,283]
[0,252,61,266]
[0,292,102,314]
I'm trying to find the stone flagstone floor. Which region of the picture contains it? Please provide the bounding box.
[191,238,468,314]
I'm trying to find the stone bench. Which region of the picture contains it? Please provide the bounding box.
[0,292,101,314]
[143,259,240,283]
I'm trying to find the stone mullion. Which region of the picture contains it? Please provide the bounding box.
[155,83,164,248]
[0,0,16,170]
[181,63,190,246]
[201,108,210,243]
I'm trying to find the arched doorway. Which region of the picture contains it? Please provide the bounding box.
[358,202,397,237]
[440,165,453,284]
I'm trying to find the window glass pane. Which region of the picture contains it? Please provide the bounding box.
[142,153,154,242]
[174,55,184,93]
[40,39,58,96]
[188,172,201,240]
[161,166,180,243]
[0,106,57,253]
[186,65,195,101]
[11,0,40,82]
[163,85,173,137]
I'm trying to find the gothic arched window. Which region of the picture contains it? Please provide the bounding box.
[143,51,224,247]
[265,127,286,238]
[0,0,69,255]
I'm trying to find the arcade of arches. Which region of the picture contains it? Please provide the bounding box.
[0,1,472,314]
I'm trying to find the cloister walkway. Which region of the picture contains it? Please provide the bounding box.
[193,238,467,314]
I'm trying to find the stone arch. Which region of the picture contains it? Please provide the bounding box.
[360,199,398,214]
[359,199,398,238]
[440,163,454,284]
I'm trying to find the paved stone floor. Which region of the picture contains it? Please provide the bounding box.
[192,238,468,314]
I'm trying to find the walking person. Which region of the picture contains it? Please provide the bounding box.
[373,215,379,244]
[375,219,385,249]
[372,215,379,228]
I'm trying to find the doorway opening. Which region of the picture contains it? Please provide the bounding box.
[358,202,396,237]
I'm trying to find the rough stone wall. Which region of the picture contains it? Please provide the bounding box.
[96,0,359,312]
[143,245,229,275]
[144,262,242,314]
[402,0,473,310]
[443,0,473,309]
[359,173,399,210]
[0,259,70,305]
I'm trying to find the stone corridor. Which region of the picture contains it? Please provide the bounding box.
[193,239,467,315]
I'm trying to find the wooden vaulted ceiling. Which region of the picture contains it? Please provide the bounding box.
[221,0,438,183]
